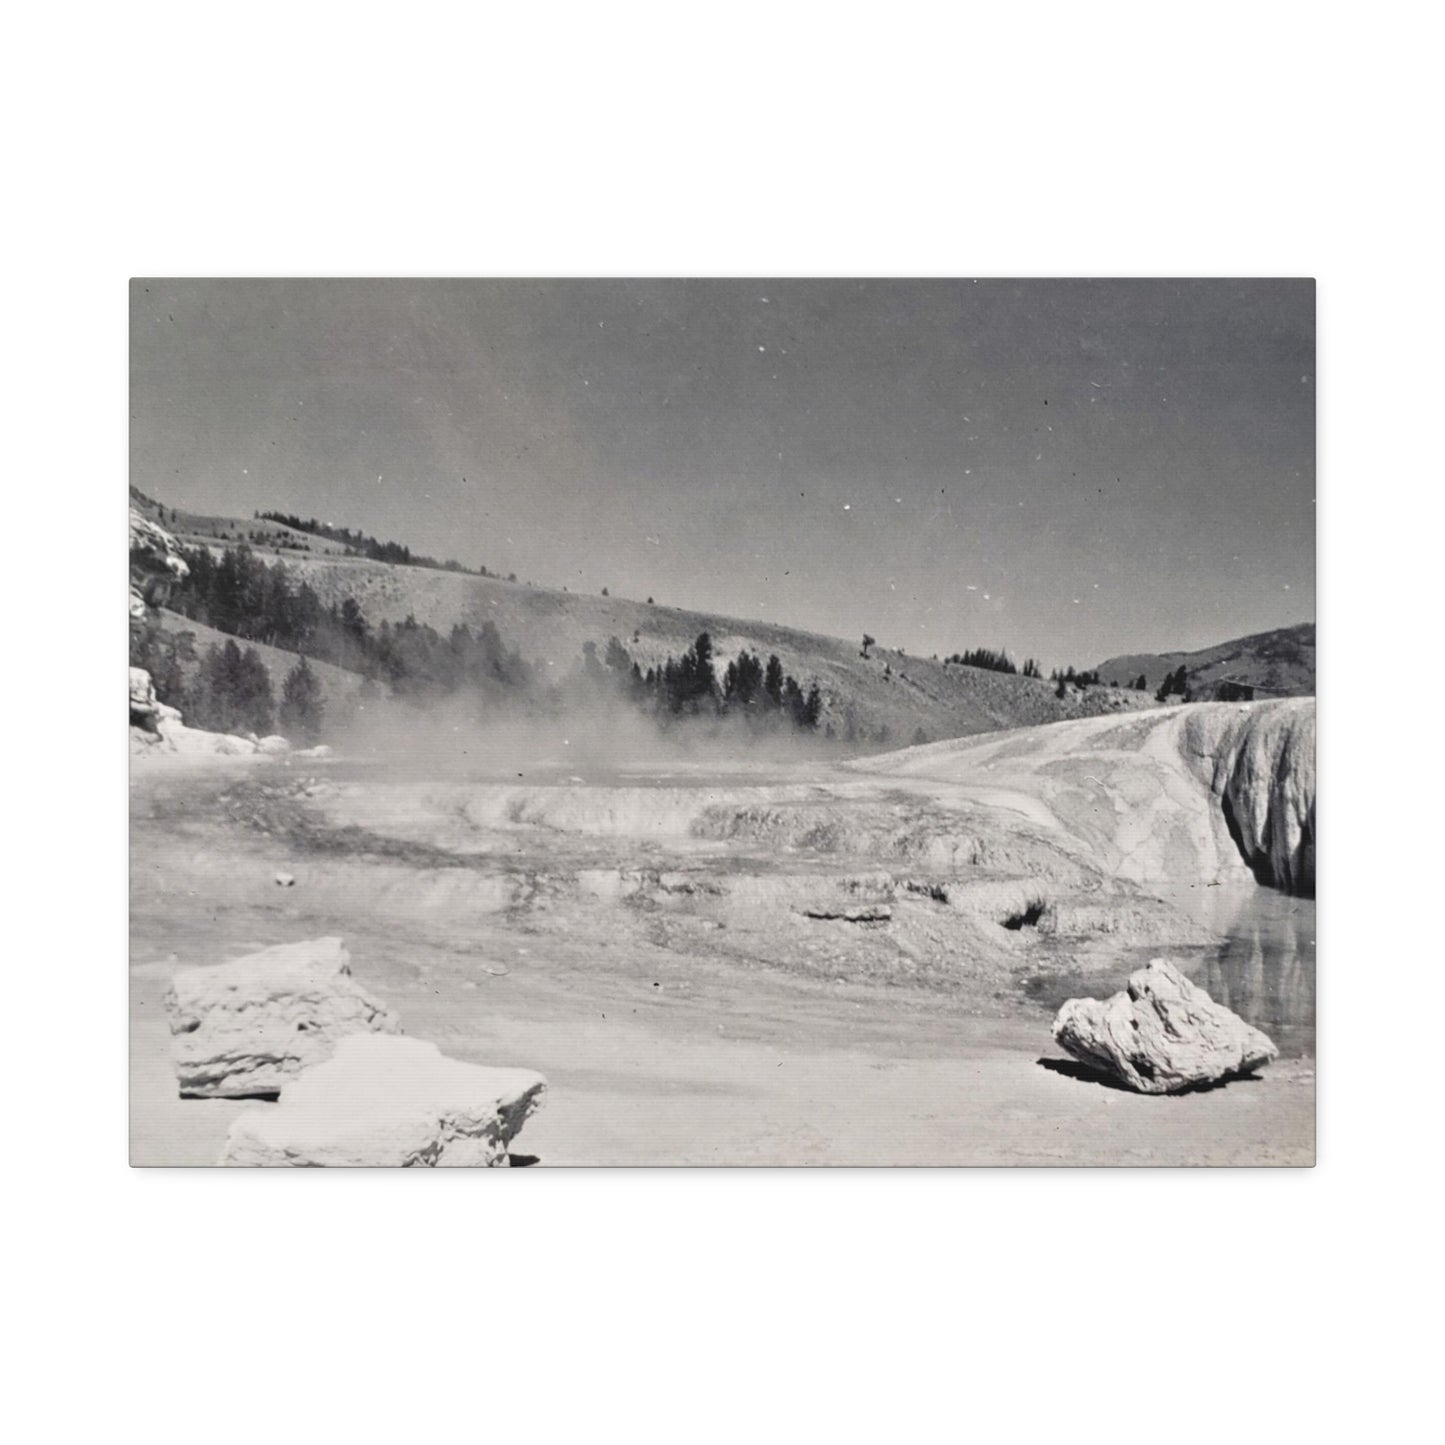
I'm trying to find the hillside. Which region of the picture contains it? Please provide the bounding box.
[131,486,358,559]
[152,610,369,720]
[1095,623,1315,698]
[134,489,1159,744]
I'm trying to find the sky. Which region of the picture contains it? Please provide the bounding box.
[130,278,1314,670]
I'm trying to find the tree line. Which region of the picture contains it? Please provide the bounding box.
[1155,666,1190,702]
[163,542,531,697]
[136,542,833,743]
[131,619,326,741]
[255,512,509,579]
[942,647,1041,678]
[576,630,825,733]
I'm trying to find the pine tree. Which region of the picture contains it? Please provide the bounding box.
[280,656,325,742]
[764,655,785,709]
[235,647,276,734]
[1156,666,1188,702]
[783,676,805,726]
[803,683,823,729]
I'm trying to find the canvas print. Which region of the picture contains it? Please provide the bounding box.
[129,278,1315,1166]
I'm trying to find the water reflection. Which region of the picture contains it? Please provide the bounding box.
[1189,895,1314,1058]
[1028,885,1316,1059]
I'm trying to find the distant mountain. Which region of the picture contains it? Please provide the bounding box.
[1095,624,1315,698]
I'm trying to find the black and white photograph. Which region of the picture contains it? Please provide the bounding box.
[19,3,1445,1436]
[129,278,1315,1167]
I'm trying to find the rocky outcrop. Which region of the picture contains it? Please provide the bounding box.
[849,697,1315,898]
[1052,958,1277,1093]
[130,509,287,757]
[219,1034,547,1166]
[130,666,164,732]
[129,668,271,756]
[129,507,189,619]
[165,937,401,1098]
[1179,700,1315,896]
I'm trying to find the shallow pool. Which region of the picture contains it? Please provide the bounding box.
[1026,883,1316,1059]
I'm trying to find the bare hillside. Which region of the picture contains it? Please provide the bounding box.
[140,492,1159,743]
[257,551,1157,742]
[1096,623,1315,698]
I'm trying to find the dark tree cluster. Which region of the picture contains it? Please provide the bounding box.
[165,543,530,699]
[367,617,531,698]
[189,639,278,735]
[255,512,487,576]
[131,615,325,741]
[1155,666,1190,702]
[582,632,823,732]
[130,618,195,714]
[943,647,1040,677]
[279,655,325,741]
[150,542,841,745]
[1050,665,1101,687]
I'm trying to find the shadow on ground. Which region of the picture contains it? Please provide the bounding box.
[1036,1056,1265,1095]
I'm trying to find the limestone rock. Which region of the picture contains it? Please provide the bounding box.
[1052,958,1277,1093]
[129,507,189,612]
[848,698,1315,898]
[1181,701,1315,896]
[128,666,274,758]
[157,724,259,756]
[130,666,161,731]
[803,904,892,922]
[165,937,401,1098]
[219,1034,547,1167]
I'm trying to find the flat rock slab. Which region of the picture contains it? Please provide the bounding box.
[1052,958,1277,1093]
[220,1034,547,1167]
[166,937,401,1098]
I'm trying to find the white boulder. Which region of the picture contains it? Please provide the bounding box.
[220,1034,547,1167]
[1052,958,1277,1094]
[165,937,401,1098]
[129,506,189,575]
[130,666,161,729]
[157,724,259,756]
[129,506,189,612]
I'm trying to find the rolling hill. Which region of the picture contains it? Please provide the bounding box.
[151,610,370,721]
[132,488,1159,744]
[1094,624,1315,699]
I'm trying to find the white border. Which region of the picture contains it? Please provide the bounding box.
[10,3,1436,1438]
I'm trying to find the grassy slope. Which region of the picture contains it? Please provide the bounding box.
[1094,623,1315,697]
[137,490,1158,742]
[131,486,356,559]
[154,610,367,720]
[267,551,1158,741]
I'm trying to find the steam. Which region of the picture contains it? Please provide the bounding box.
[325,687,842,782]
